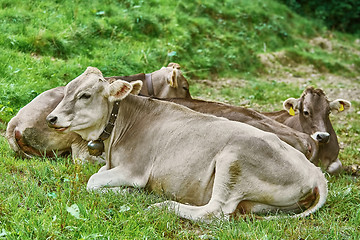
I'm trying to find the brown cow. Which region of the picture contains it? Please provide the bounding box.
[6,64,190,163]
[262,87,351,174]
[167,98,318,162]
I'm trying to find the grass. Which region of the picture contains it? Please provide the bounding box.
[0,0,359,239]
[1,143,359,239]
[1,0,359,121]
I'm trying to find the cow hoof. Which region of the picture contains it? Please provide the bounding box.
[327,159,343,175]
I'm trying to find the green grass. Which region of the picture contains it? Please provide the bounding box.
[0,0,359,239]
[1,140,359,239]
[190,78,302,110]
[1,0,359,121]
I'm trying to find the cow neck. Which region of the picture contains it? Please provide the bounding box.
[87,101,120,156]
[145,73,154,96]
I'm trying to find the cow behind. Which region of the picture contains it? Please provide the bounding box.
[166,98,318,162]
[46,67,328,221]
[262,87,351,174]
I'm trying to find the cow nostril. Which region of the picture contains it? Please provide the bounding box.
[316,132,330,143]
[47,116,58,126]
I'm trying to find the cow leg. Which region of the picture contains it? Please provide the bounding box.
[152,148,242,221]
[151,200,228,222]
[86,166,147,193]
[327,158,342,175]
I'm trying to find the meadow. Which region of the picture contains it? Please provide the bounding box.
[0,0,359,239]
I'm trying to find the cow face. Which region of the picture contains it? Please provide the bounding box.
[283,87,351,172]
[283,87,351,142]
[46,67,141,141]
[150,63,191,99]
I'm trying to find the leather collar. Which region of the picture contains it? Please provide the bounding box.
[87,101,120,156]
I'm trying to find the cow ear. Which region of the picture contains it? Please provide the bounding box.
[108,80,133,102]
[283,98,299,116]
[167,69,178,88]
[167,62,181,69]
[130,80,143,95]
[330,99,351,114]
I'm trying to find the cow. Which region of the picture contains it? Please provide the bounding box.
[46,67,328,221]
[166,98,318,162]
[262,87,351,175]
[6,64,190,163]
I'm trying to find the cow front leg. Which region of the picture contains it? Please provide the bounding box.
[86,166,147,192]
[152,147,243,221]
[327,158,342,175]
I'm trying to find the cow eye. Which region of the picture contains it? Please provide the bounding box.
[183,86,189,91]
[303,110,310,116]
[79,93,91,100]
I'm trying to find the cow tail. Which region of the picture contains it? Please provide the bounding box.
[5,119,20,153]
[263,173,328,220]
[5,119,34,158]
[292,175,328,219]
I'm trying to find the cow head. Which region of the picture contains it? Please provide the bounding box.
[147,63,191,99]
[46,67,142,141]
[283,87,351,173]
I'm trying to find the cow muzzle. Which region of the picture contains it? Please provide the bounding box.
[46,115,58,126]
[46,115,68,131]
[311,132,330,144]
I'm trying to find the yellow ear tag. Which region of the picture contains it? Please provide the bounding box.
[289,107,295,116]
[339,104,344,112]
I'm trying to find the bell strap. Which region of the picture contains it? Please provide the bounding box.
[98,101,120,141]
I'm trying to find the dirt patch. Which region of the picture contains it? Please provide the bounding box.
[309,37,333,51]
[257,49,360,103]
[196,78,248,89]
[343,164,360,177]
[267,71,360,102]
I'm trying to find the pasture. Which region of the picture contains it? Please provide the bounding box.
[0,0,359,239]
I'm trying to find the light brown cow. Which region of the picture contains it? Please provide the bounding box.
[46,67,327,221]
[6,64,189,163]
[262,87,351,174]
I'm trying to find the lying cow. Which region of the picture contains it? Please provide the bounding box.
[6,64,190,163]
[46,67,327,221]
[262,87,351,175]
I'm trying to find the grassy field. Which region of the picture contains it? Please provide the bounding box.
[0,0,359,239]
